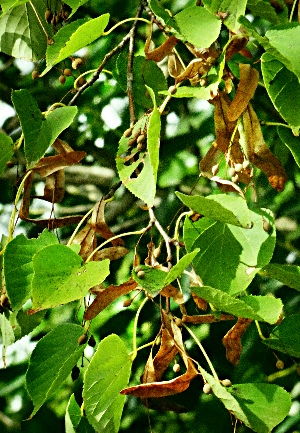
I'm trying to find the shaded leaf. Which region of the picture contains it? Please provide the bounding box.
[174,6,221,48]
[263,313,300,357]
[43,15,109,74]
[65,394,81,433]
[4,231,58,311]
[192,286,282,324]
[26,323,86,416]
[184,208,276,295]
[261,262,300,291]
[261,52,300,132]
[278,126,300,167]
[176,192,252,228]
[222,318,252,366]
[84,279,137,320]
[30,245,110,311]
[202,0,248,32]
[0,0,50,61]
[83,334,131,433]
[132,265,167,297]
[227,64,259,121]
[0,132,14,176]
[0,313,15,368]
[246,0,286,25]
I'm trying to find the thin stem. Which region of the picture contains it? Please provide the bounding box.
[267,364,297,382]
[128,339,156,356]
[66,207,94,246]
[260,121,291,129]
[174,211,192,263]
[183,323,219,381]
[102,18,151,36]
[131,296,149,361]
[86,227,148,262]
[289,0,298,22]
[29,1,50,40]
[73,69,111,90]
[0,171,33,255]
[255,320,267,340]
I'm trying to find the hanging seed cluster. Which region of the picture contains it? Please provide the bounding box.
[124,125,147,152]
[44,2,70,26]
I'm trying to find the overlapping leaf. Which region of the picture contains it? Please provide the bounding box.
[261,262,300,291]
[83,334,131,433]
[202,0,247,32]
[278,126,300,167]
[263,313,300,357]
[26,323,87,416]
[0,132,13,176]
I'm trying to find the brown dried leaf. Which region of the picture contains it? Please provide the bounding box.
[42,170,65,203]
[92,200,124,246]
[243,104,287,191]
[212,92,238,153]
[73,223,97,261]
[83,278,138,320]
[175,59,203,84]
[227,64,259,122]
[225,37,249,62]
[183,314,236,324]
[168,53,185,78]
[222,318,252,366]
[191,291,208,311]
[152,327,178,381]
[145,35,179,62]
[33,151,86,177]
[97,246,128,261]
[160,285,184,305]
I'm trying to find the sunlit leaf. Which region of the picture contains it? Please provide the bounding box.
[202,0,248,31]
[263,314,300,357]
[160,80,219,99]
[174,6,221,48]
[30,245,110,311]
[0,132,13,176]
[4,231,58,311]
[83,334,131,433]
[0,0,50,61]
[26,323,86,416]
[192,286,282,323]
[0,313,15,368]
[164,249,200,286]
[176,192,252,228]
[132,265,167,297]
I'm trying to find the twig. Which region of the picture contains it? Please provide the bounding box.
[68,31,133,106]
[127,3,144,125]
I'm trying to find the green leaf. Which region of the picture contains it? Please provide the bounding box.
[1,0,30,14]
[31,245,110,311]
[176,192,252,228]
[148,0,180,33]
[83,334,132,433]
[0,313,15,367]
[246,0,287,25]
[202,0,247,31]
[4,231,58,311]
[263,314,300,357]
[261,262,300,291]
[0,0,50,61]
[132,265,167,297]
[160,79,219,99]
[65,394,82,433]
[0,132,13,176]
[192,286,282,323]
[266,25,300,80]
[261,53,300,131]
[174,6,221,48]
[114,54,167,109]
[164,250,200,286]
[26,323,86,417]
[146,86,161,183]
[64,0,89,16]
[201,369,291,433]
[277,126,300,166]
[44,15,109,72]
[229,383,291,433]
[116,115,156,206]
[12,89,78,167]
[185,209,275,295]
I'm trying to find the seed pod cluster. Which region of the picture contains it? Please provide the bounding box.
[228,159,251,183]
[44,5,70,25]
[126,126,147,151]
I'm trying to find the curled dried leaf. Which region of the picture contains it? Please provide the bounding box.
[175,59,203,84]
[222,318,252,366]
[191,291,208,311]
[227,64,259,122]
[242,103,287,191]
[145,35,179,62]
[168,53,185,78]
[160,285,184,305]
[225,37,249,62]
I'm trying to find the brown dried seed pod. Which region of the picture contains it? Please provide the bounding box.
[63,68,72,76]
[45,9,53,23]
[76,76,87,87]
[71,365,80,381]
[88,335,96,347]
[173,363,181,373]
[137,142,145,151]
[32,70,39,80]
[72,58,84,69]
[168,85,177,95]
[276,359,284,370]
[203,383,213,394]
[221,379,232,387]
[134,265,142,273]
[228,167,236,177]
[137,134,146,144]
[137,270,145,279]
[59,75,66,84]
[235,163,243,172]
[78,334,88,345]
[124,127,133,138]
[128,138,137,147]
[123,299,132,307]
[262,219,271,233]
